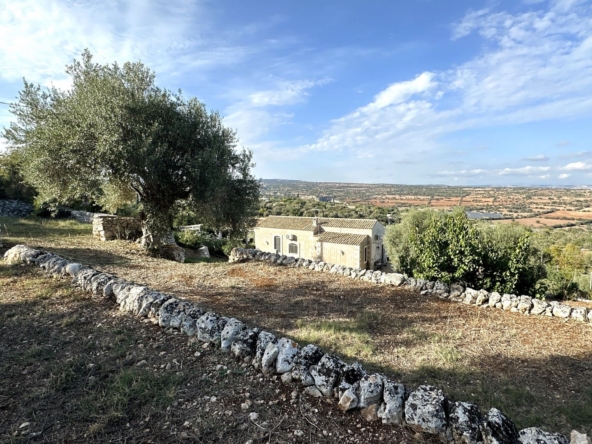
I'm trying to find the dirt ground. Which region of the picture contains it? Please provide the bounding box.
[0,263,429,443]
[2,218,592,437]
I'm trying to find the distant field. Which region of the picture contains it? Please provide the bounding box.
[262,179,592,226]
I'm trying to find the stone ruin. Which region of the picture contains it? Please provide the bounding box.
[229,248,592,325]
[92,214,142,241]
[4,244,590,444]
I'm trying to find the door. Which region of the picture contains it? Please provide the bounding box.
[273,235,281,254]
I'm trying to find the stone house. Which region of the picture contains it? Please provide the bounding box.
[254,216,386,270]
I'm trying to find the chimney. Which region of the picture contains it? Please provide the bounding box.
[313,216,319,227]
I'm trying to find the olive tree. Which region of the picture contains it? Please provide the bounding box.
[2,51,260,254]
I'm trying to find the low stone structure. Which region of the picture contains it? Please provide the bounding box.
[229,248,592,325]
[69,210,95,223]
[5,243,587,444]
[0,199,33,217]
[92,214,142,241]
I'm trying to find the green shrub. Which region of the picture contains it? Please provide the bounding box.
[385,209,545,295]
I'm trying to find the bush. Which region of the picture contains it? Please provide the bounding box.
[384,209,545,296]
[175,230,249,257]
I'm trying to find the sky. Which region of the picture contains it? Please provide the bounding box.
[1,0,592,186]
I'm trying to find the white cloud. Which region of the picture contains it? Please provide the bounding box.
[498,166,550,176]
[436,169,487,177]
[561,161,592,170]
[0,0,249,86]
[249,79,330,107]
[522,154,549,161]
[297,0,592,173]
[367,72,436,110]
[558,173,571,179]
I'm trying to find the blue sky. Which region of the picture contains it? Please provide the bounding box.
[1,0,592,186]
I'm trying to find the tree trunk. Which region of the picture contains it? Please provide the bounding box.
[140,221,185,263]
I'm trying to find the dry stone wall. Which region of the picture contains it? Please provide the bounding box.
[92,214,142,241]
[229,248,591,325]
[4,244,587,444]
[0,199,33,217]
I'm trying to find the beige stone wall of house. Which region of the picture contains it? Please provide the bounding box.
[320,242,362,268]
[254,227,317,259]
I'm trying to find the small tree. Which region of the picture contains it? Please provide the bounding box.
[2,51,259,255]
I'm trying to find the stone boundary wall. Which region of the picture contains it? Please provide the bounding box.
[229,248,591,325]
[92,214,142,241]
[4,244,587,444]
[0,199,33,217]
[69,210,95,223]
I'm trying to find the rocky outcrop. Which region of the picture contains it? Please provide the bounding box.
[4,244,582,444]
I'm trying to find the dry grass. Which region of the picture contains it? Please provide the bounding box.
[2,216,592,436]
[0,253,419,443]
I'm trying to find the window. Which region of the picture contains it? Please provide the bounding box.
[288,243,298,254]
[273,236,281,253]
[364,246,368,263]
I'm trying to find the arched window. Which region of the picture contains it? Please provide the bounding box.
[273,236,281,253]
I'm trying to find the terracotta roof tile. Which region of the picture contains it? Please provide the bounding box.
[255,216,378,231]
[316,232,369,245]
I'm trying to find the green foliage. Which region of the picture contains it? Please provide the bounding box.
[259,197,400,225]
[175,230,225,254]
[0,150,37,202]
[385,209,545,295]
[2,50,259,249]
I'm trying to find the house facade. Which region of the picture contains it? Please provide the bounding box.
[254,216,386,270]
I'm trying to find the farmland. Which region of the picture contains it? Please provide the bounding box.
[261,180,592,228]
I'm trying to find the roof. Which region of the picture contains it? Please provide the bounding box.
[255,216,378,231]
[316,232,369,245]
[256,216,315,231]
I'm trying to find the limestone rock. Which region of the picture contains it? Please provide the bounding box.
[221,318,246,353]
[180,305,206,335]
[291,344,324,386]
[261,342,279,375]
[358,374,384,408]
[404,385,449,436]
[531,299,549,315]
[463,288,479,305]
[517,296,533,314]
[552,303,572,319]
[449,401,483,444]
[518,427,568,444]
[489,292,502,308]
[501,294,517,311]
[158,298,181,327]
[450,284,465,299]
[341,362,367,386]
[160,244,185,263]
[377,380,406,426]
[90,273,114,296]
[231,328,260,359]
[480,408,518,444]
[570,431,591,444]
[360,404,380,422]
[304,386,323,398]
[64,263,83,277]
[276,338,300,374]
[338,386,359,412]
[253,331,277,369]
[196,246,210,258]
[571,307,588,322]
[476,290,490,306]
[310,354,346,397]
[196,312,228,345]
